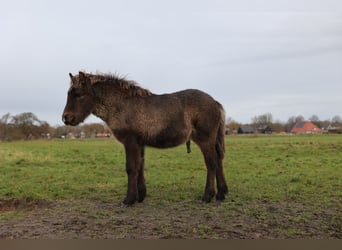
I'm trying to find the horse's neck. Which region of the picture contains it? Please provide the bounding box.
[92,86,123,123]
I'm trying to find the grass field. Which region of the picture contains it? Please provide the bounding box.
[0,135,341,238]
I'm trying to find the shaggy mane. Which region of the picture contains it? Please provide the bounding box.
[85,72,152,97]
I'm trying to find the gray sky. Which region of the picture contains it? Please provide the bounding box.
[1,0,341,126]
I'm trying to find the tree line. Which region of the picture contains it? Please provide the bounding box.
[1,112,341,141]
[0,112,109,141]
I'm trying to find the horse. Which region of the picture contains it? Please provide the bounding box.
[62,71,228,206]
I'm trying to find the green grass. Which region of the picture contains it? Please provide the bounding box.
[228,135,342,204]
[0,139,126,200]
[0,135,341,238]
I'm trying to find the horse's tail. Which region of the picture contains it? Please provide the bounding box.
[216,102,226,160]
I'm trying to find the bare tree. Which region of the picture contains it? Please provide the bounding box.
[0,113,11,140]
[309,114,320,127]
[287,116,296,125]
[8,112,50,140]
[295,115,305,122]
[331,115,342,125]
[225,117,240,134]
[309,114,319,122]
[251,113,273,125]
[285,116,299,133]
[82,123,108,137]
[0,113,11,124]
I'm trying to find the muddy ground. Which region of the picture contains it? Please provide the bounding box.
[0,198,340,239]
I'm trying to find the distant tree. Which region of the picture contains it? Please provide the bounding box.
[270,120,286,133]
[295,115,305,122]
[262,113,273,124]
[285,116,299,133]
[9,112,50,140]
[287,116,296,125]
[53,125,70,138]
[38,122,53,138]
[53,124,82,138]
[226,117,233,125]
[309,114,319,122]
[0,113,11,124]
[331,115,342,125]
[320,119,331,130]
[11,112,42,126]
[225,117,240,134]
[309,114,320,127]
[0,113,11,140]
[82,123,108,137]
[251,113,273,125]
[0,112,55,140]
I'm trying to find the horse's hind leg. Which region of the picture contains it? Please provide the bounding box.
[186,140,191,153]
[216,157,228,201]
[215,119,228,201]
[198,143,217,203]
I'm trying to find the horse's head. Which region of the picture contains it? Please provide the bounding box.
[62,71,95,126]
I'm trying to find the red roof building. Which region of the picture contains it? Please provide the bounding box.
[290,121,322,134]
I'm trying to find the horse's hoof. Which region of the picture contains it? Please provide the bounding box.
[201,196,213,203]
[120,202,129,208]
[137,197,145,203]
[137,189,146,202]
[122,197,137,207]
[216,193,226,201]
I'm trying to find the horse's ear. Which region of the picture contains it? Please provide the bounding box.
[78,71,91,88]
[78,71,88,83]
[69,73,77,85]
[78,71,86,79]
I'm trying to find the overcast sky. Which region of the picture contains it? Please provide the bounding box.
[1,0,341,126]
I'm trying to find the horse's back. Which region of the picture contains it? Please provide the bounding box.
[120,88,224,148]
[175,88,223,117]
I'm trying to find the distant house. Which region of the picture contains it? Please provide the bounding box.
[257,125,272,134]
[96,132,111,138]
[238,126,256,134]
[290,121,322,134]
[322,124,342,134]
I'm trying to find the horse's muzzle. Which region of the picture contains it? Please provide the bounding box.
[62,113,77,126]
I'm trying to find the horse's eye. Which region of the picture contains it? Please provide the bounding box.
[72,91,84,99]
[76,94,86,99]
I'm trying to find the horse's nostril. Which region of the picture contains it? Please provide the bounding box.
[63,114,74,124]
[62,114,68,122]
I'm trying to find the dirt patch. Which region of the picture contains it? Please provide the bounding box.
[0,199,341,239]
[0,198,52,212]
[0,200,249,239]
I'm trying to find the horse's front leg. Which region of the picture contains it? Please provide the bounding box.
[123,138,142,206]
[137,147,146,202]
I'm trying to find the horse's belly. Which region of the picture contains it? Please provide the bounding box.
[146,137,185,148]
[145,127,188,148]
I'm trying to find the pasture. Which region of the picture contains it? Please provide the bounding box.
[0,135,341,239]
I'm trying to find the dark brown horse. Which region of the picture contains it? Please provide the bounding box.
[62,71,228,206]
